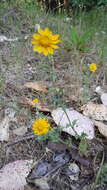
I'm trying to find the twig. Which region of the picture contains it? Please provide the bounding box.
[6,134,36,147]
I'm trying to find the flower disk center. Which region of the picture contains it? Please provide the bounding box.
[40,36,50,47]
[38,126,43,132]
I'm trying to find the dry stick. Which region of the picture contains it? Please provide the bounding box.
[45,163,65,177]
[6,134,36,147]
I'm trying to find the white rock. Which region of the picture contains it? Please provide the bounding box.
[95,86,107,106]
[13,126,27,136]
[0,35,7,42]
[0,160,33,190]
[93,120,107,138]
[95,86,103,94]
[0,108,18,141]
[69,163,80,181]
[101,93,107,106]
[35,24,40,31]
[52,107,94,139]
[82,102,107,120]
[0,35,18,42]
[0,116,10,141]
[34,177,50,190]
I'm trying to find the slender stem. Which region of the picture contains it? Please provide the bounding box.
[91,151,105,190]
[62,106,78,136]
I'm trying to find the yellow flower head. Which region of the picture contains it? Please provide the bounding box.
[32,98,39,103]
[89,63,97,72]
[31,27,60,56]
[32,118,50,135]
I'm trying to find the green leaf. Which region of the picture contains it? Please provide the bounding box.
[70,27,79,45]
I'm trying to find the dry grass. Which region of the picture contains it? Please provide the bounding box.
[0,3,107,106]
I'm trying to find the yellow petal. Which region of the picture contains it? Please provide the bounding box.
[33,46,49,56]
[37,46,45,53]
[32,46,37,51]
[47,47,54,54]
[39,46,48,54]
[38,28,45,35]
[33,45,43,53]
[44,28,52,36]
[43,49,49,56]
[32,33,40,40]
[32,98,39,103]
[52,34,60,40]
[51,44,59,49]
[52,39,61,44]
[31,39,39,45]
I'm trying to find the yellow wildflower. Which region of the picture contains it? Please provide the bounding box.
[89,63,97,72]
[32,118,50,135]
[32,98,39,103]
[31,27,60,56]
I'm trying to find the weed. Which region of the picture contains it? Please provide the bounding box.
[78,134,88,156]
[100,163,107,183]
[81,61,97,102]
[70,26,92,51]
[91,152,105,190]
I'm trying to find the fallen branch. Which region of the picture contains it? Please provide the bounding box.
[6,134,36,147]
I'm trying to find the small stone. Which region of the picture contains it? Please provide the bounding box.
[101,93,107,106]
[13,126,27,136]
[68,163,80,181]
[33,177,50,190]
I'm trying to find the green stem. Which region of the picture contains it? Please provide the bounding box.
[91,151,105,190]
[62,106,78,137]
